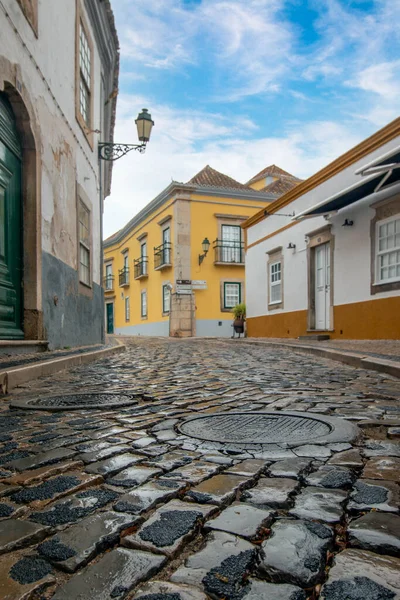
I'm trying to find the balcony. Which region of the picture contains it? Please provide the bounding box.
[103,275,115,292]
[118,267,130,286]
[154,242,172,270]
[213,239,245,265]
[134,257,148,279]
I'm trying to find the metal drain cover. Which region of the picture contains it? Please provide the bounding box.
[178,411,358,447]
[10,393,140,411]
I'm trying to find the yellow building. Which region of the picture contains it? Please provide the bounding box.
[103,165,299,337]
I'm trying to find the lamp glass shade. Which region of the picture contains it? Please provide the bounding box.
[202,237,210,253]
[135,108,154,142]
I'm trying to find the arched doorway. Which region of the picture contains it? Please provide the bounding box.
[0,92,23,338]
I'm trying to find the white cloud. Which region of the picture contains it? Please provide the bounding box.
[103,98,365,238]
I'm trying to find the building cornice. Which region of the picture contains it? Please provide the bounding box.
[243,117,400,230]
[104,182,276,248]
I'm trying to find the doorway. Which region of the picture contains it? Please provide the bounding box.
[314,242,331,330]
[0,93,23,339]
[106,302,114,334]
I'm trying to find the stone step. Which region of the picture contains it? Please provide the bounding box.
[0,340,48,356]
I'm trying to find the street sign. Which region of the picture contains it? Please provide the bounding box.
[192,283,207,290]
[176,289,193,295]
[191,280,206,285]
[176,280,191,285]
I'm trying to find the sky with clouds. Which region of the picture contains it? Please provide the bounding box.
[103,0,400,238]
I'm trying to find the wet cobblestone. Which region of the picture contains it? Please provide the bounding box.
[0,336,399,599]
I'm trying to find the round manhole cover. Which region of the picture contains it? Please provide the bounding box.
[10,393,140,411]
[178,412,358,447]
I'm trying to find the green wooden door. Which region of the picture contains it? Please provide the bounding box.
[106,303,114,334]
[0,93,23,339]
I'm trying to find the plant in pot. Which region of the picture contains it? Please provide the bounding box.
[232,303,246,338]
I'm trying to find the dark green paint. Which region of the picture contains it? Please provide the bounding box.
[106,303,114,334]
[0,93,23,339]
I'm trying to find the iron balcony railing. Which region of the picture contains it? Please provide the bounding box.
[118,267,130,286]
[213,239,245,264]
[154,242,172,269]
[103,275,114,291]
[134,257,148,279]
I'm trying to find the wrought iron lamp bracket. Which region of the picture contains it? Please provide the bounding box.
[98,142,147,161]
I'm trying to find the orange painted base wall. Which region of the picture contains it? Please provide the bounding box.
[247,296,400,340]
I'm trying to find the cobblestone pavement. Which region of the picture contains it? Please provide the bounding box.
[0,337,399,600]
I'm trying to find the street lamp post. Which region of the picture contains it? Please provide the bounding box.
[98,108,154,161]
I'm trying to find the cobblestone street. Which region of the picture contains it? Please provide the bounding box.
[1,337,400,600]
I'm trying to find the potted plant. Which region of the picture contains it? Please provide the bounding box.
[232,303,246,337]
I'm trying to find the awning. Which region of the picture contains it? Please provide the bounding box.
[294,146,400,220]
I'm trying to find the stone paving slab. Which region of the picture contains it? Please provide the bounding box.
[320,549,400,599]
[5,448,77,472]
[362,456,400,482]
[113,479,186,515]
[0,518,49,554]
[259,519,334,587]
[241,477,298,509]
[38,510,140,572]
[106,465,162,489]
[85,453,141,476]
[123,499,217,557]
[185,473,252,505]
[204,501,275,540]
[0,553,55,600]
[348,479,400,513]
[348,512,400,556]
[133,580,207,599]
[51,547,166,599]
[289,485,348,523]
[244,580,306,600]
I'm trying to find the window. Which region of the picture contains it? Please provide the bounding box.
[269,261,282,304]
[141,290,147,318]
[163,227,171,264]
[224,282,241,309]
[221,225,242,263]
[79,21,92,127]
[16,0,38,36]
[376,216,400,283]
[125,297,130,322]
[79,201,90,285]
[141,242,147,275]
[162,284,170,314]
[124,253,129,270]
[105,263,113,290]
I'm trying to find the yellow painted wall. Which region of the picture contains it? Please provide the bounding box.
[104,192,269,333]
[190,196,267,322]
[104,198,174,330]
[248,176,278,191]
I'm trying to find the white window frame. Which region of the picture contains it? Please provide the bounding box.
[125,296,130,322]
[105,263,113,290]
[269,260,282,305]
[78,200,91,286]
[375,214,400,284]
[78,20,92,127]
[162,284,170,314]
[141,290,147,318]
[223,282,241,309]
[141,241,147,275]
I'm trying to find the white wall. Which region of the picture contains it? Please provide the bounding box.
[246,137,400,319]
[1,0,105,283]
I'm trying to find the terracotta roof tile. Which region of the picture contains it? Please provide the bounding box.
[188,165,250,190]
[262,175,302,195]
[246,164,296,185]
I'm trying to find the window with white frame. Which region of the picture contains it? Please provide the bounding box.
[376,216,400,283]
[125,297,130,322]
[105,263,113,290]
[78,200,90,286]
[141,290,147,318]
[223,282,241,309]
[141,241,147,274]
[162,284,170,314]
[269,260,282,304]
[79,20,92,127]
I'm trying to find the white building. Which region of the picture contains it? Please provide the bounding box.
[243,118,400,340]
[0,0,119,349]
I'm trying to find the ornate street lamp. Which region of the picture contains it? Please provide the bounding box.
[98,108,154,161]
[198,237,210,265]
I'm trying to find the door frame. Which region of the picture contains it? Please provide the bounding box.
[105,301,114,334]
[307,225,335,331]
[1,64,42,340]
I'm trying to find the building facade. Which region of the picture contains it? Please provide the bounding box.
[103,165,299,337]
[243,118,400,340]
[0,0,119,349]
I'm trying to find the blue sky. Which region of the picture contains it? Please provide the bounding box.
[103,0,400,237]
